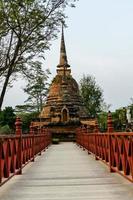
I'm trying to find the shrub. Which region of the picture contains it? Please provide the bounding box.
[52,138,60,144]
[0,125,12,135]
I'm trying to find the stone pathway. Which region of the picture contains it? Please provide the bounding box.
[0,142,133,200]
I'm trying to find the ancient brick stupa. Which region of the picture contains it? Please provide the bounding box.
[33,27,94,140]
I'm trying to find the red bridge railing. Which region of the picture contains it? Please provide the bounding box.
[0,117,52,186]
[76,112,133,182]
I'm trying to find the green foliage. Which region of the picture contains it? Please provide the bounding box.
[0,125,12,135]
[0,107,16,129]
[23,61,51,112]
[98,99,133,132]
[98,108,127,132]
[129,104,133,119]
[0,0,77,108]
[112,107,127,131]
[15,104,35,113]
[79,74,104,118]
[98,112,108,132]
[18,112,39,133]
[52,138,60,144]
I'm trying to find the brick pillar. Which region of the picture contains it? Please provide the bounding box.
[107,111,114,133]
[82,125,86,150]
[0,138,2,183]
[94,119,99,133]
[30,122,34,135]
[94,119,99,160]
[15,117,22,174]
[86,125,89,133]
[15,117,22,135]
[37,126,41,135]
[42,127,45,134]
[107,111,113,172]
[30,122,35,162]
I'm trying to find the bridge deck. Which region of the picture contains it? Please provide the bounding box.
[0,143,133,200]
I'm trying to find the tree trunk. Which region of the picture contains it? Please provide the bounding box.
[0,38,21,110]
[0,67,12,110]
[40,96,43,112]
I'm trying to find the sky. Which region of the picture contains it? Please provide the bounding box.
[2,0,133,111]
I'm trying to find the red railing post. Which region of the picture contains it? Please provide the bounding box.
[15,117,22,174]
[107,111,114,172]
[94,118,99,133]
[43,128,46,151]
[108,134,113,172]
[86,126,90,154]
[82,126,86,151]
[107,111,114,133]
[0,139,2,184]
[76,128,80,146]
[46,128,49,148]
[95,134,98,160]
[38,127,42,155]
[131,137,133,179]
[30,122,35,162]
[94,119,99,160]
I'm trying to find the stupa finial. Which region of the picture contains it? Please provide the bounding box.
[57,23,70,68]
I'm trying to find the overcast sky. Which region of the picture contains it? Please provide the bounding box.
[2,0,133,111]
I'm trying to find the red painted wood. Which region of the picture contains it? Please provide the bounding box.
[76,112,133,182]
[0,118,52,186]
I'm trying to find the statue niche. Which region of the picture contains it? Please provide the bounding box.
[61,107,69,122]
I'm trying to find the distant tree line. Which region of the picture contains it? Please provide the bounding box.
[1,73,133,134]
[0,106,39,134]
[79,74,104,118]
[79,74,133,132]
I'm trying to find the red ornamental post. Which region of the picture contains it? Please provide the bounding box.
[42,127,45,135]
[46,128,49,148]
[15,117,22,174]
[30,122,35,162]
[37,126,39,135]
[94,119,99,133]
[82,126,85,150]
[15,117,22,135]
[77,127,80,145]
[30,122,34,134]
[0,139,2,184]
[107,111,113,172]
[94,119,99,160]
[39,126,42,155]
[86,126,90,154]
[107,111,114,133]
[42,128,46,151]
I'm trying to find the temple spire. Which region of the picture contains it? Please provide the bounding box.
[57,25,70,68]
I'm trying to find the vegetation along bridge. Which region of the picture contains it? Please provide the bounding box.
[0,113,133,199]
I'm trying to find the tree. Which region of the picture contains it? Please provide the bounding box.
[0,125,12,135]
[18,112,39,133]
[0,0,77,109]
[112,107,127,131]
[15,104,36,113]
[79,74,104,118]
[0,106,16,129]
[15,61,50,113]
[97,111,107,132]
[23,61,50,112]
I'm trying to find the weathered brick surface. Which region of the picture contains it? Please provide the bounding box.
[33,28,93,135]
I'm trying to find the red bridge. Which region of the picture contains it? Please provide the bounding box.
[0,114,133,199]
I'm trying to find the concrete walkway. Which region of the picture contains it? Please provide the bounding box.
[0,143,133,200]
